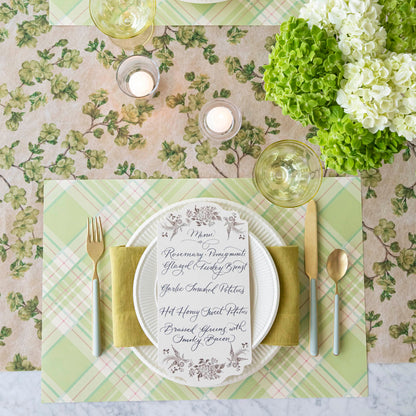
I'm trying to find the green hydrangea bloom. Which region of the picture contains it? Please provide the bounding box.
[263,17,344,129]
[309,106,407,175]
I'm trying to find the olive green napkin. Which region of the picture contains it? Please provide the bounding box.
[110,245,299,348]
[110,246,153,347]
[262,246,299,346]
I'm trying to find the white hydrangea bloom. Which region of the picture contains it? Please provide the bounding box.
[391,115,416,141]
[299,0,387,62]
[385,52,416,93]
[337,53,416,140]
[337,58,397,132]
[386,53,416,140]
[299,0,349,35]
[327,3,349,30]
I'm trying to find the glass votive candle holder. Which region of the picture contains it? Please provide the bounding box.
[116,56,160,99]
[199,99,242,141]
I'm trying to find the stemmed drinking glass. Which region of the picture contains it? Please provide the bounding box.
[253,140,323,208]
[89,0,156,50]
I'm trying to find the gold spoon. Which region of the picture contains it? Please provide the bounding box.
[326,249,348,356]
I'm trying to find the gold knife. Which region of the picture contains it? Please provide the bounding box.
[305,200,318,356]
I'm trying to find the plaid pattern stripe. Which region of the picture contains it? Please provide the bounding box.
[49,0,305,26]
[41,177,368,402]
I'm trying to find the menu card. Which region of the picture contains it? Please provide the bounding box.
[157,202,252,385]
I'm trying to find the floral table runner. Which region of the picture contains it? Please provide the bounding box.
[1,17,416,373]
[48,0,304,26]
[41,177,367,402]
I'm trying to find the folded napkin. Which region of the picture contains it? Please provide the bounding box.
[110,245,299,348]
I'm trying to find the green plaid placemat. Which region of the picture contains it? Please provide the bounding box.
[41,177,367,402]
[49,0,305,26]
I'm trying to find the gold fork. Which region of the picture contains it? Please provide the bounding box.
[86,216,104,357]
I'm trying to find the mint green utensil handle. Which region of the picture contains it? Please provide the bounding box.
[92,279,101,357]
[333,293,339,356]
[310,279,318,356]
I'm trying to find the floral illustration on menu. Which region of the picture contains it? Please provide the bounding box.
[163,343,247,381]
[162,343,248,381]
[161,205,246,240]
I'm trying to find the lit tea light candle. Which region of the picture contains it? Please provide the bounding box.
[128,70,154,97]
[199,99,242,141]
[206,106,234,133]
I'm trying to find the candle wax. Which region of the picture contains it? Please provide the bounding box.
[206,106,234,133]
[128,71,154,97]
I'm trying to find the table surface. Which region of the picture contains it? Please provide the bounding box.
[1,364,416,415]
[1,21,415,370]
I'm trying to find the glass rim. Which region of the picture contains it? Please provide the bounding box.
[253,139,323,208]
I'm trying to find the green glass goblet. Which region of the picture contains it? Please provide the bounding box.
[253,140,323,208]
[89,0,156,50]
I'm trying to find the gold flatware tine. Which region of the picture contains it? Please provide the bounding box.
[86,216,105,357]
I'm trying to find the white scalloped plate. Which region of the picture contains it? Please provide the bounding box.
[127,198,284,388]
